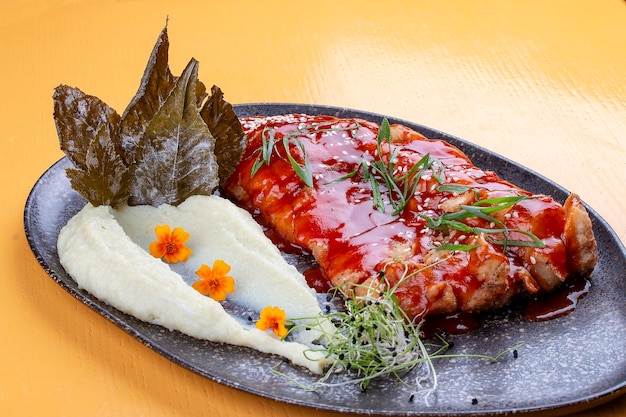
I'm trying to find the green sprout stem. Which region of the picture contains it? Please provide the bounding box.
[277,257,519,398]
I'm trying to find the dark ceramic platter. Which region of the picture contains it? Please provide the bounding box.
[24,104,626,416]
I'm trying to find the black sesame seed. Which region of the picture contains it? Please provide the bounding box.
[513,349,518,359]
[408,394,415,402]
[471,398,478,405]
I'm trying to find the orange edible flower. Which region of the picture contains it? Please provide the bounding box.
[256,306,288,338]
[192,260,235,301]
[149,225,192,263]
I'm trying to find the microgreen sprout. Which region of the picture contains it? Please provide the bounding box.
[278,258,519,400]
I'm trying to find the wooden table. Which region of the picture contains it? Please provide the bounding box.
[2,1,625,416]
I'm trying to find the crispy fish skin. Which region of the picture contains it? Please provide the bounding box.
[224,114,598,320]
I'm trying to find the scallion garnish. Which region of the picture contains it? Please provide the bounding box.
[331,117,445,216]
[250,121,362,188]
[421,195,546,251]
[250,125,314,187]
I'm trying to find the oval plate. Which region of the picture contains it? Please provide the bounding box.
[24,104,626,416]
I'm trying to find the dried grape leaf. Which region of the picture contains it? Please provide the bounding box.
[200,85,246,184]
[119,26,209,164]
[65,124,130,208]
[195,79,208,108]
[54,85,123,170]
[129,58,219,206]
[53,25,239,208]
[119,27,177,163]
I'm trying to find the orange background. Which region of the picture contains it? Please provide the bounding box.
[1,1,625,416]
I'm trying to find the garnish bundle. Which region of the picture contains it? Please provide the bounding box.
[53,26,245,208]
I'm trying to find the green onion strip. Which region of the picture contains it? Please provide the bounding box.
[250,121,361,188]
[421,194,546,251]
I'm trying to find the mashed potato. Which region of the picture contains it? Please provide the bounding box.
[57,195,331,374]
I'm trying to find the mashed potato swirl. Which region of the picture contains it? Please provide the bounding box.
[57,195,330,374]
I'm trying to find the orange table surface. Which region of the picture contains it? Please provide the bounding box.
[2,1,625,416]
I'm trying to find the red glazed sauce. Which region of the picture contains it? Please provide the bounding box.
[523,275,591,321]
[224,114,590,323]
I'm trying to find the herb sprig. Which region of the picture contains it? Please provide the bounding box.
[250,125,313,187]
[250,121,362,188]
[333,117,445,216]
[422,194,546,251]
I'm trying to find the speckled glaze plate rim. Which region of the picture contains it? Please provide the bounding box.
[24,103,626,416]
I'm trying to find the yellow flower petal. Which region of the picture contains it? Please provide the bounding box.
[171,227,190,244]
[195,263,213,280]
[154,224,172,241]
[191,280,211,296]
[212,259,231,276]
